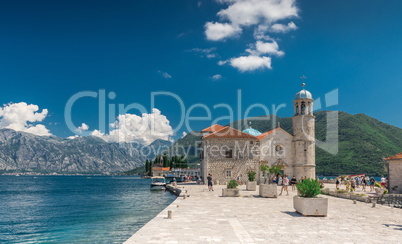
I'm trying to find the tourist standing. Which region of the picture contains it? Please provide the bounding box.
[369,177,375,192]
[350,178,356,192]
[277,175,283,186]
[381,176,386,187]
[336,177,340,189]
[279,175,289,196]
[362,177,367,192]
[290,176,297,191]
[207,174,214,191]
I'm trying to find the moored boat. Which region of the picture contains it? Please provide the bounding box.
[150,176,166,191]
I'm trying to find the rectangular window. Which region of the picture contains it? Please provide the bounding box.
[225,150,233,158]
[226,170,232,178]
[250,141,254,145]
[238,152,244,159]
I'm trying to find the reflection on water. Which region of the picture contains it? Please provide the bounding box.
[0,176,176,243]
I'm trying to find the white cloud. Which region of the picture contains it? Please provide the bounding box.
[253,40,284,56]
[158,70,172,79]
[67,135,79,139]
[182,131,187,138]
[91,108,173,145]
[271,21,298,32]
[0,102,51,136]
[212,74,222,80]
[217,0,298,26]
[76,123,89,132]
[205,22,242,41]
[229,55,272,72]
[204,0,299,71]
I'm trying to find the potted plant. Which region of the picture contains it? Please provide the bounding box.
[294,178,328,217]
[222,180,240,197]
[259,162,283,198]
[246,171,257,191]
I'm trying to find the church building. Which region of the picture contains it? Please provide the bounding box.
[200,85,316,184]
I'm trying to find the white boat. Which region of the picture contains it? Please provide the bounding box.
[150,176,166,191]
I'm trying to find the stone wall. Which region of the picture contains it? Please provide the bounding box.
[259,128,295,177]
[202,138,259,184]
[388,160,402,194]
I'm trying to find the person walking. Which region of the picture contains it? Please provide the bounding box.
[279,175,289,196]
[207,173,214,191]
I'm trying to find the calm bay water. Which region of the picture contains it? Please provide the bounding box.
[0,176,176,243]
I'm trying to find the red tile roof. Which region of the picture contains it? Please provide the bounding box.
[203,126,258,139]
[201,124,226,132]
[256,127,292,140]
[385,152,402,161]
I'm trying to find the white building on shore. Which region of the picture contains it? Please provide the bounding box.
[200,85,316,184]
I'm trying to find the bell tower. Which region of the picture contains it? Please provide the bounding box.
[292,82,316,179]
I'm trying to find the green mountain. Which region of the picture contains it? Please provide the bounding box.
[166,111,402,176]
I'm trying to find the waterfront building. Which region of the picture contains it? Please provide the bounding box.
[200,84,316,184]
[385,152,402,194]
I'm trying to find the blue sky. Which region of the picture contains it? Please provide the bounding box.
[0,0,401,143]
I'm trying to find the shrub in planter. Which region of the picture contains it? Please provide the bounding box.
[259,163,283,198]
[248,172,256,182]
[246,172,257,191]
[294,178,328,217]
[227,180,238,189]
[222,180,239,197]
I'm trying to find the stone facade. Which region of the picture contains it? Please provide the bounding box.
[201,138,259,184]
[200,87,316,184]
[385,152,402,194]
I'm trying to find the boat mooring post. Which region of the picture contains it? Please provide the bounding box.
[167,210,172,219]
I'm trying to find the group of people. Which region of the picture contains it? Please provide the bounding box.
[335,175,387,192]
[273,175,303,196]
[206,174,305,196]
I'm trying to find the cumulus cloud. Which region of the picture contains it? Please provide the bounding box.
[158,70,172,79]
[253,40,284,56]
[0,102,51,136]
[205,0,299,71]
[67,135,79,139]
[91,108,173,145]
[205,22,242,41]
[229,55,272,72]
[212,74,222,80]
[76,123,89,132]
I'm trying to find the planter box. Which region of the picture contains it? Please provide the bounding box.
[246,181,257,191]
[222,188,240,197]
[259,184,277,198]
[293,196,328,217]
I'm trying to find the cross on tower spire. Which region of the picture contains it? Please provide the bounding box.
[300,75,307,88]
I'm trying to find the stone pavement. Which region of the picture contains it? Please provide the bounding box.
[124,183,402,244]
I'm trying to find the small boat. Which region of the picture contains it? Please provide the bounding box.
[150,176,166,191]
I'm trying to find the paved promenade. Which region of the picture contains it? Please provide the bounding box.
[125,183,402,244]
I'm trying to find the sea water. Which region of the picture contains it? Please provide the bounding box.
[0,176,176,243]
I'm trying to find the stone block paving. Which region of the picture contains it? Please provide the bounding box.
[125,183,402,244]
